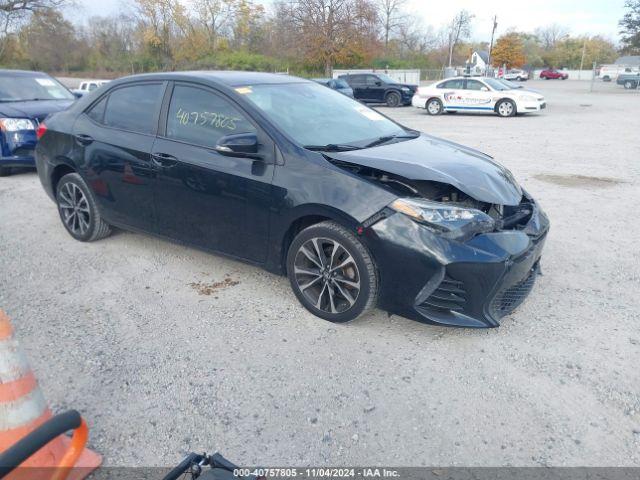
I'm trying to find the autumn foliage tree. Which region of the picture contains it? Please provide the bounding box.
[491,32,525,68]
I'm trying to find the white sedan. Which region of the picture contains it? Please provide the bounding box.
[412,77,545,117]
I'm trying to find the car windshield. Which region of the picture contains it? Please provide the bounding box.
[497,79,521,89]
[240,82,407,147]
[0,74,74,101]
[374,73,396,84]
[483,78,510,91]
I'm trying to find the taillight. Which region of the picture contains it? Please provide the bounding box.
[36,122,47,140]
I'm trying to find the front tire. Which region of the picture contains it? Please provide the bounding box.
[385,91,401,107]
[624,80,636,89]
[496,99,516,117]
[286,221,378,323]
[56,172,111,242]
[426,98,443,115]
[0,167,11,177]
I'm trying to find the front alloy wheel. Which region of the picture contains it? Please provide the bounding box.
[496,99,516,117]
[624,80,635,89]
[287,221,378,322]
[386,91,401,107]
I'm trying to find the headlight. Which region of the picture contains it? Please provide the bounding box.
[390,198,495,241]
[520,95,538,102]
[401,87,411,93]
[0,118,35,132]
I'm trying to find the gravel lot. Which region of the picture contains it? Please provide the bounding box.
[1,80,639,468]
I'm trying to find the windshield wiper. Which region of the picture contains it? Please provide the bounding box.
[304,144,361,152]
[364,133,419,148]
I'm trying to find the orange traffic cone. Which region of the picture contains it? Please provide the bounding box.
[0,309,102,480]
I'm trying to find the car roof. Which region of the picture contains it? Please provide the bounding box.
[107,71,311,88]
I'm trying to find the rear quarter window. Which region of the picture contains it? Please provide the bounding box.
[102,83,164,134]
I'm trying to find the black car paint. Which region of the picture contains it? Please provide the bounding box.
[0,70,74,170]
[35,71,548,328]
[338,73,416,105]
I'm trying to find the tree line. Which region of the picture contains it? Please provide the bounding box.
[0,0,637,77]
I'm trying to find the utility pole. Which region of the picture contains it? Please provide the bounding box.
[487,15,498,68]
[578,37,587,79]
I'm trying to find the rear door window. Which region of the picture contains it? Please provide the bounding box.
[348,75,366,86]
[465,80,486,91]
[102,83,164,134]
[165,84,256,149]
[438,79,464,89]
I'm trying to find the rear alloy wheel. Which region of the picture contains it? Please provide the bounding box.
[287,221,378,323]
[624,80,636,89]
[0,167,10,177]
[496,99,516,117]
[56,173,111,242]
[426,98,443,115]
[385,91,401,107]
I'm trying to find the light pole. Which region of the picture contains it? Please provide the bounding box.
[487,15,498,70]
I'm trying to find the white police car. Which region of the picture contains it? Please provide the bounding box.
[412,76,545,117]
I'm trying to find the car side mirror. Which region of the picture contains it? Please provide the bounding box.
[480,87,489,92]
[215,132,261,159]
[72,91,83,99]
[375,81,382,86]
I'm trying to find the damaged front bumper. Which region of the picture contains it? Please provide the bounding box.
[363,199,549,328]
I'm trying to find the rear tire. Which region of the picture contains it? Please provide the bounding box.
[56,172,111,242]
[624,80,635,89]
[0,167,11,177]
[426,98,443,115]
[286,221,378,323]
[603,76,611,82]
[385,91,401,108]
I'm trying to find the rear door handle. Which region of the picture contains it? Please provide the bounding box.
[74,134,94,146]
[151,152,178,167]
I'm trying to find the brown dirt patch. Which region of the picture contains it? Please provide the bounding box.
[189,276,240,295]
[533,174,625,188]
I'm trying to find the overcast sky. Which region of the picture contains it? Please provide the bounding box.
[69,0,625,43]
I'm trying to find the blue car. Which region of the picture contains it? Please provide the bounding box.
[0,70,75,176]
[311,77,354,97]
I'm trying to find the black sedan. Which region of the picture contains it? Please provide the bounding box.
[35,72,549,328]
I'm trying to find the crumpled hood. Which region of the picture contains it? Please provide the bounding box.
[0,100,74,121]
[329,133,522,205]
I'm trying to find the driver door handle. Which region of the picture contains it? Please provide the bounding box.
[151,152,178,167]
[74,134,94,146]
